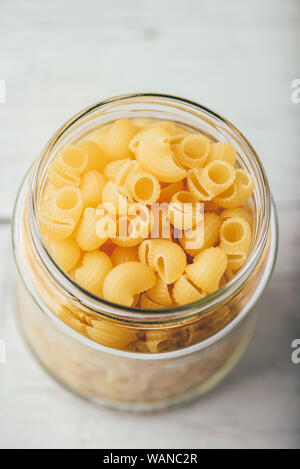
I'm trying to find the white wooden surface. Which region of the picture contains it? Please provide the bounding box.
[0,0,299,449]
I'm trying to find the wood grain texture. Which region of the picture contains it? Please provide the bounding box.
[0,0,299,449]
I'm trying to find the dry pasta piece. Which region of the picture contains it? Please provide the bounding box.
[158,180,184,203]
[220,217,251,256]
[139,239,186,284]
[86,319,137,348]
[146,274,173,306]
[78,139,108,171]
[102,119,139,161]
[50,145,88,177]
[103,159,138,185]
[187,167,213,201]
[168,190,202,230]
[145,330,176,353]
[51,186,83,224]
[207,142,237,165]
[111,246,139,265]
[81,170,106,208]
[47,238,81,272]
[179,212,220,256]
[140,293,162,310]
[125,168,160,204]
[185,247,227,294]
[196,160,236,198]
[213,169,254,208]
[173,134,211,168]
[102,181,133,215]
[75,207,107,251]
[173,274,206,305]
[74,251,113,296]
[221,207,253,230]
[134,127,186,183]
[102,261,156,307]
[47,165,81,189]
[39,213,76,240]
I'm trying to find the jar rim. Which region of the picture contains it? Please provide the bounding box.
[26,92,271,324]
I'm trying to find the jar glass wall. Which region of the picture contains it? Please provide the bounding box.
[12,94,278,411]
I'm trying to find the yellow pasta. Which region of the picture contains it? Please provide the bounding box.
[139,239,186,284]
[103,261,156,307]
[168,190,202,230]
[134,127,186,182]
[146,274,173,306]
[47,238,81,272]
[185,247,227,294]
[75,207,107,251]
[102,119,139,161]
[173,274,206,305]
[213,169,254,208]
[196,160,236,198]
[187,167,213,201]
[86,319,137,348]
[173,134,211,168]
[81,170,106,208]
[125,168,161,204]
[103,158,138,185]
[158,180,184,203]
[220,206,253,229]
[102,181,133,215]
[39,213,76,240]
[220,217,251,256]
[78,139,108,171]
[75,251,113,296]
[51,186,83,223]
[179,212,221,256]
[50,145,88,177]
[47,165,81,189]
[111,246,139,265]
[207,142,237,165]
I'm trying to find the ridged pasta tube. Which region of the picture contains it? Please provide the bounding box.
[103,261,156,306]
[134,127,186,183]
[185,247,227,293]
[75,251,113,296]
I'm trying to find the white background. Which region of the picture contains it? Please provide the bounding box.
[0,0,299,449]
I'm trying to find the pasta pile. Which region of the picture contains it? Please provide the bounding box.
[39,118,254,309]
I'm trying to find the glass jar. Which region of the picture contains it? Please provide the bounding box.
[12,93,278,411]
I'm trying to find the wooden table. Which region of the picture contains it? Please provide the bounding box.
[0,0,299,449]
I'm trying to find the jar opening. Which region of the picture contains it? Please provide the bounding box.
[27,93,271,324]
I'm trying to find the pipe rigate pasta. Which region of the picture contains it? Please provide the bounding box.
[75,207,107,251]
[173,134,211,168]
[173,274,206,305]
[47,238,81,272]
[81,170,106,208]
[185,247,227,294]
[220,217,251,256]
[134,127,187,183]
[146,274,173,306]
[207,142,237,165]
[75,251,113,296]
[179,212,221,256]
[111,246,139,265]
[78,139,108,172]
[102,262,156,307]
[102,119,139,161]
